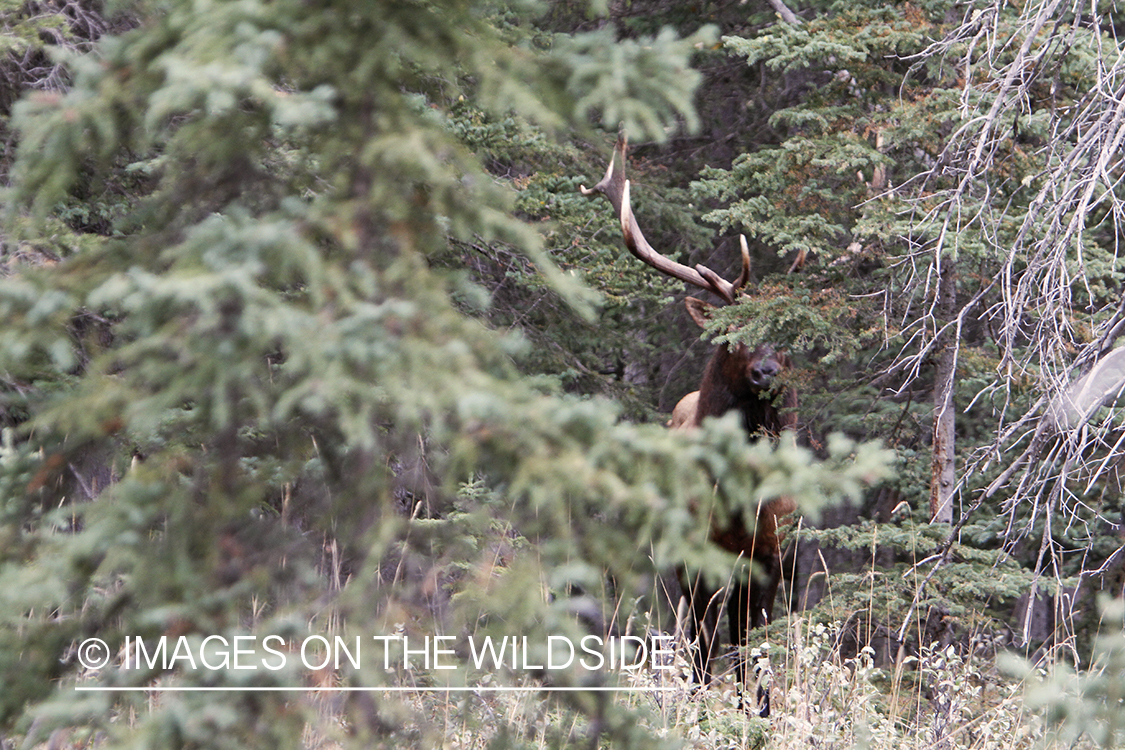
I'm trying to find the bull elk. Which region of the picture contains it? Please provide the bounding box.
[580,135,797,714]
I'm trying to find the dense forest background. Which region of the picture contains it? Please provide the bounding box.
[3,0,1125,748]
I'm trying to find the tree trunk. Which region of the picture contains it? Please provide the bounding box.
[930,258,957,524]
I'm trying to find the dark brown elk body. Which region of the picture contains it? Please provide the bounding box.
[581,136,797,714]
[678,302,797,707]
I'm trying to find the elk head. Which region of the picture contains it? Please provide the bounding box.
[579,134,794,430]
[683,297,790,396]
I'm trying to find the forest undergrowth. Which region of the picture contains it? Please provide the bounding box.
[46,527,1117,750]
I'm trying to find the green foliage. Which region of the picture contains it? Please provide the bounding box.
[558,24,718,141]
[806,517,1035,633]
[0,0,895,748]
[703,279,874,366]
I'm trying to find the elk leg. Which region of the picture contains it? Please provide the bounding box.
[681,568,724,687]
[727,573,771,717]
[743,558,784,717]
[747,555,782,629]
[727,572,751,686]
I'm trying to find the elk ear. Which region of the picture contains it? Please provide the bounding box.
[684,297,715,329]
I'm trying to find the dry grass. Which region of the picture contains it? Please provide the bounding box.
[45,532,1109,750]
[282,613,1072,750]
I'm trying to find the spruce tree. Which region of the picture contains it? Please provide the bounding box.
[0,0,891,747]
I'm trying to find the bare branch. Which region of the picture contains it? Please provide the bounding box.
[765,0,803,25]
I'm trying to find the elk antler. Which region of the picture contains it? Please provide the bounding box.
[579,134,750,306]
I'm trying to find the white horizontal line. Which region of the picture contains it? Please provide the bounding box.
[75,686,676,693]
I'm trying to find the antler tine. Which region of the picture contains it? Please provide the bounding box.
[578,133,625,198]
[579,134,743,305]
[733,235,752,292]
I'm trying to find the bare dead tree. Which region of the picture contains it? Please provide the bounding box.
[895,0,1125,647]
